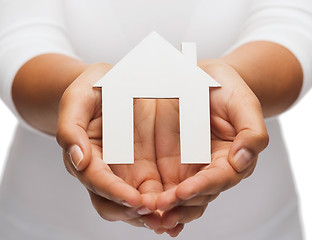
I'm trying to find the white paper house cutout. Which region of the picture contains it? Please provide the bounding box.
[94,32,220,164]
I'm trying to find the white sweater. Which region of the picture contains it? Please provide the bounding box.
[0,0,312,239]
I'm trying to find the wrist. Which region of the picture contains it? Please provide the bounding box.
[220,42,302,117]
[12,54,90,134]
[76,62,112,85]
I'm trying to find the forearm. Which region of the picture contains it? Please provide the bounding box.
[12,54,89,135]
[201,41,303,117]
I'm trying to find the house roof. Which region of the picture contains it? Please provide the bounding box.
[94,32,220,97]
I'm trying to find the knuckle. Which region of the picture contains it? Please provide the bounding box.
[253,96,262,108]
[222,175,240,191]
[64,164,75,177]
[91,198,121,222]
[256,127,269,141]
[83,177,98,195]
[196,206,207,220]
[97,210,117,222]
[55,129,61,143]
[204,195,214,205]
[255,130,270,149]
[192,195,214,206]
[99,207,132,222]
[104,216,118,222]
[165,208,182,227]
[262,131,270,147]
[55,124,68,147]
[208,194,220,203]
[62,152,76,177]
[244,166,256,179]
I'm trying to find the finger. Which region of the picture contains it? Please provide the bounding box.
[133,99,163,213]
[155,99,183,211]
[139,178,164,214]
[114,214,163,232]
[124,218,145,228]
[56,64,110,171]
[244,164,256,179]
[157,186,219,211]
[110,160,163,213]
[135,212,163,230]
[89,190,140,222]
[155,99,181,180]
[156,186,178,211]
[154,227,167,235]
[56,82,99,171]
[226,80,269,173]
[227,87,268,173]
[155,99,180,159]
[114,161,163,213]
[63,150,77,177]
[166,224,185,238]
[206,63,269,173]
[180,194,219,207]
[161,205,207,229]
[175,153,245,200]
[133,98,157,163]
[229,128,268,173]
[74,149,142,207]
[90,192,161,230]
[124,218,144,228]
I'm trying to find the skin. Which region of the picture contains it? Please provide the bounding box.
[154,64,268,235]
[12,41,302,237]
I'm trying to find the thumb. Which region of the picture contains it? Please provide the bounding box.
[56,81,98,171]
[138,179,164,214]
[228,94,269,173]
[56,63,111,171]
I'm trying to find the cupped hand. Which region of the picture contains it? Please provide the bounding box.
[154,61,269,237]
[56,63,163,229]
[56,61,269,237]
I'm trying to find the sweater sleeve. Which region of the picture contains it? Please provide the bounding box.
[0,0,78,134]
[229,0,312,103]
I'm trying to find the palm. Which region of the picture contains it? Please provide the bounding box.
[109,99,163,208]
[84,95,163,209]
[155,99,203,192]
[154,94,236,191]
[156,63,261,204]
[154,96,239,193]
[59,63,267,234]
[154,98,210,235]
[153,63,267,237]
[61,85,163,227]
[59,64,164,228]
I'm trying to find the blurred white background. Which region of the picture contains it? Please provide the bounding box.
[0,91,311,238]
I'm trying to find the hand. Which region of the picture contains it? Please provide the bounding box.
[56,63,163,229]
[154,62,269,237]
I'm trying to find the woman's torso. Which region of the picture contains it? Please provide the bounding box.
[0,1,303,239]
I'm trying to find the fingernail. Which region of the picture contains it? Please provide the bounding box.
[233,148,254,172]
[143,223,153,230]
[138,219,153,230]
[173,221,179,228]
[155,228,166,234]
[121,201,133,208]
[164,220,179,229]
[137,207,152,215]
[68,145,83,170]
[185,193,197,201]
